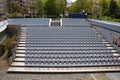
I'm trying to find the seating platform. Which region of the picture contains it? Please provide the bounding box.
[8,18,120,73]
[62,18,91,27]
[8,18,51,26]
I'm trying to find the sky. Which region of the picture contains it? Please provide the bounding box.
[67,0,76,3]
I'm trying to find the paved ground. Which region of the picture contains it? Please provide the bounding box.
[0,61,95,80]
[94,26,120,80]
[106,73,120,80]
[94,26,120,52]
[0,70,110,80]
[0,61,108,80]
[0,69,95,80]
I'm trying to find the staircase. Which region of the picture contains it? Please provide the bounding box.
[51,18,61,26]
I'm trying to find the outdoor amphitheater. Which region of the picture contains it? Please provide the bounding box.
[1,18,120,73]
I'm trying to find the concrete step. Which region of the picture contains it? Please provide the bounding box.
[16,50,25,54]
[14,57,120,62]
[51,19,61,26]
[51,21,60,26]
[16,47,115,50]
[16,53,25,57]
[14,58,25,62]
[11,62,25,66]
[7,66,120,73]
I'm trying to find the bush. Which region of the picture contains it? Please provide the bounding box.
[2,26,20,59]
[5,39,17,57]
[0,44,5,57]
[9,13,23,18]
[7,27,18,38]
[2,15,7,20]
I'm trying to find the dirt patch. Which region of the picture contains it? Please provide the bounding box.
[0,59,9,70]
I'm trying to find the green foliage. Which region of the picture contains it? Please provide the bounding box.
[2,15,7,20]
[9,13,23,18]
[69,0,92,13]
[89,15,120,22]
[68,0,120,19]
[57,0,67,15]
[98,0,110,15]
[109,0,118,16]
[5,38,17,57]
[92,5,102,18]
[5,0,120,19]
[44,0,59,17]
[117,0,120,7]
[43,0,67,18]
[98,16,112,20]
[115,6,120,18]
[0,26,20,59]
[36,0,44,17]
[7,27,18,38]
[0,36,17,58]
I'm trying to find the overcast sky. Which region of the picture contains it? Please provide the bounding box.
[67,0,76,3]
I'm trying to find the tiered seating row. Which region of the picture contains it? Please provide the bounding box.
[62,18,90,26]
[9,18,50,26]
[19,26,120,67]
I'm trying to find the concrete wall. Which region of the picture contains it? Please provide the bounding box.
[0,20,8,43]
[89,19,120,52]
[0,20,8,32]
[89,19,120,33]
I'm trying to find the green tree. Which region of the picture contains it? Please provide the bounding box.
[44,0,66,17]
[117,0,120,7]
[92,5,102,18]
[115,0,120,18]
[57,0,67,16]
[98,0,110,15]
[70,0,92,13]
[44,0,58,17]
[36,0,45,17]
[109,0,118,16]
[115,7,120,18]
